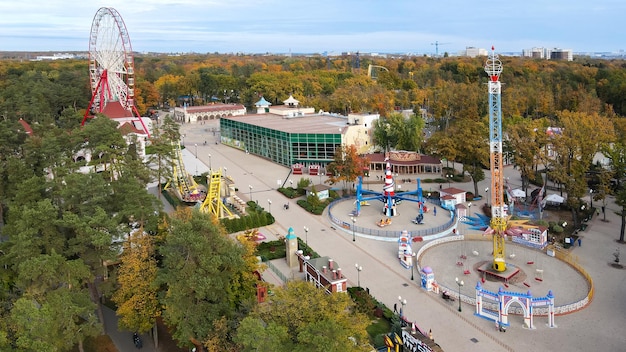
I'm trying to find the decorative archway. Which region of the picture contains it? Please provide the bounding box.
[475,282,556,329]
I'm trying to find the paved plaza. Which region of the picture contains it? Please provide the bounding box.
[176,121,626,352]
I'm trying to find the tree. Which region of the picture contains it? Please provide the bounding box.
[326,145,369,193]
[235,281,371,352]
[453,119,489,196]
[506,117,550,194]
[9,251,100,352]
[549,110,615,227]
[372,112,425,152]
[159,208,258,347]
[112,229,160,334]
[147,115,180,200]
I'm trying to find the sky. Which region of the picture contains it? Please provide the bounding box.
[1,0,624,55]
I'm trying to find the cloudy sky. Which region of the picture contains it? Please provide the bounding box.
[1,0,624,54]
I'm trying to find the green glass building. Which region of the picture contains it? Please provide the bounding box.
[220,113,344,167]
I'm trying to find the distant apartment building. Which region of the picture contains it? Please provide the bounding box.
[459,47,488,58]
[522,47,573,61]
[32,53,78,61]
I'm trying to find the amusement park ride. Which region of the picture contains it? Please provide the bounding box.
[485,47,508,273]
[163,142,206,204]
[162,141,235,219]
[353,159,429,224]
[81,7,150,137]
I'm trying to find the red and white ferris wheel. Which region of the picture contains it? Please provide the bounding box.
[82,7,146,134]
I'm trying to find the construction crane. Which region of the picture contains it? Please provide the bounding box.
[485,46,507,272]
[430,41,450,57]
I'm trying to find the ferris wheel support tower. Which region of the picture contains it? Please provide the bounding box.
[486,47,507,272]
[81,7,150,137]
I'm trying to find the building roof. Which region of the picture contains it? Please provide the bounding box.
[184,103,246,113]
[18,118,33,136]
[368,152,441,165]
[283,95,299,105]
[254,96,271,107]
[223,113,347,134]
[441,187,466,195]
[117,121,146,136]
[101,101,134,118]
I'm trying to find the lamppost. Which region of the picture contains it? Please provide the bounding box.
[485,187,490,204]
[303,226,309,254]
[194,143,198,175]
[468,202,472,217]
[289,179,293,188]
[355,263,362,287]
[589,189,593,209]
[248,185,253,202]
[351,217,356,242]
[446,174,453,187]
[398,296,407,320]
[319,172,324,185]
[208,153,212,171]
[455,277,464,312]
[267,199,272,214]
[410,252,416,280]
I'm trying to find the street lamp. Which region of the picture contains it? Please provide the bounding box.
[355,263,362,287]
[319,172,324,185]
[194,143,198,175]
[248,185,253,201]
[446,174,453,187]
[485,187,490,204]
[351,217,356,242]
[289,179,293,188]
[303,226,309,254]
[267,199,272,214]
[455,277,464,312]
[208,153,212,171]
[468,202,472,217]
[410,252,416,280]
[589,189,593,209]
[398,296,407,320]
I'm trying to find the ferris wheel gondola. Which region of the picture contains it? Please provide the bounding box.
[82,7,149,136]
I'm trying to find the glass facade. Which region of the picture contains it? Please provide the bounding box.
[220,119,342,167]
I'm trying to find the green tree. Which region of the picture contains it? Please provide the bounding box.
[147,115,180,199]
[235,281,371,352]
[9,252,100,352]
[159,208,257,347]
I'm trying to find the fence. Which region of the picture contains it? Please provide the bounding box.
[327,197,456,239]
[415,235,594,316]
[263,258,289,284]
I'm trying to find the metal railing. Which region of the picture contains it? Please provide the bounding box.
[327,197,456,239]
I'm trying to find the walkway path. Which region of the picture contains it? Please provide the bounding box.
[179,121,626,352]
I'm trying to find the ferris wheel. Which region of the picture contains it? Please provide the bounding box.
[82,7,139,125]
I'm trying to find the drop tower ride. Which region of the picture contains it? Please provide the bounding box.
[486,47,507,272]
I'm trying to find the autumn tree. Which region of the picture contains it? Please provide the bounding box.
[112,229,160,334]
[326,145,370,193]
[505,117,550,194]
[235,281,371,352]
[549,111,615,226]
